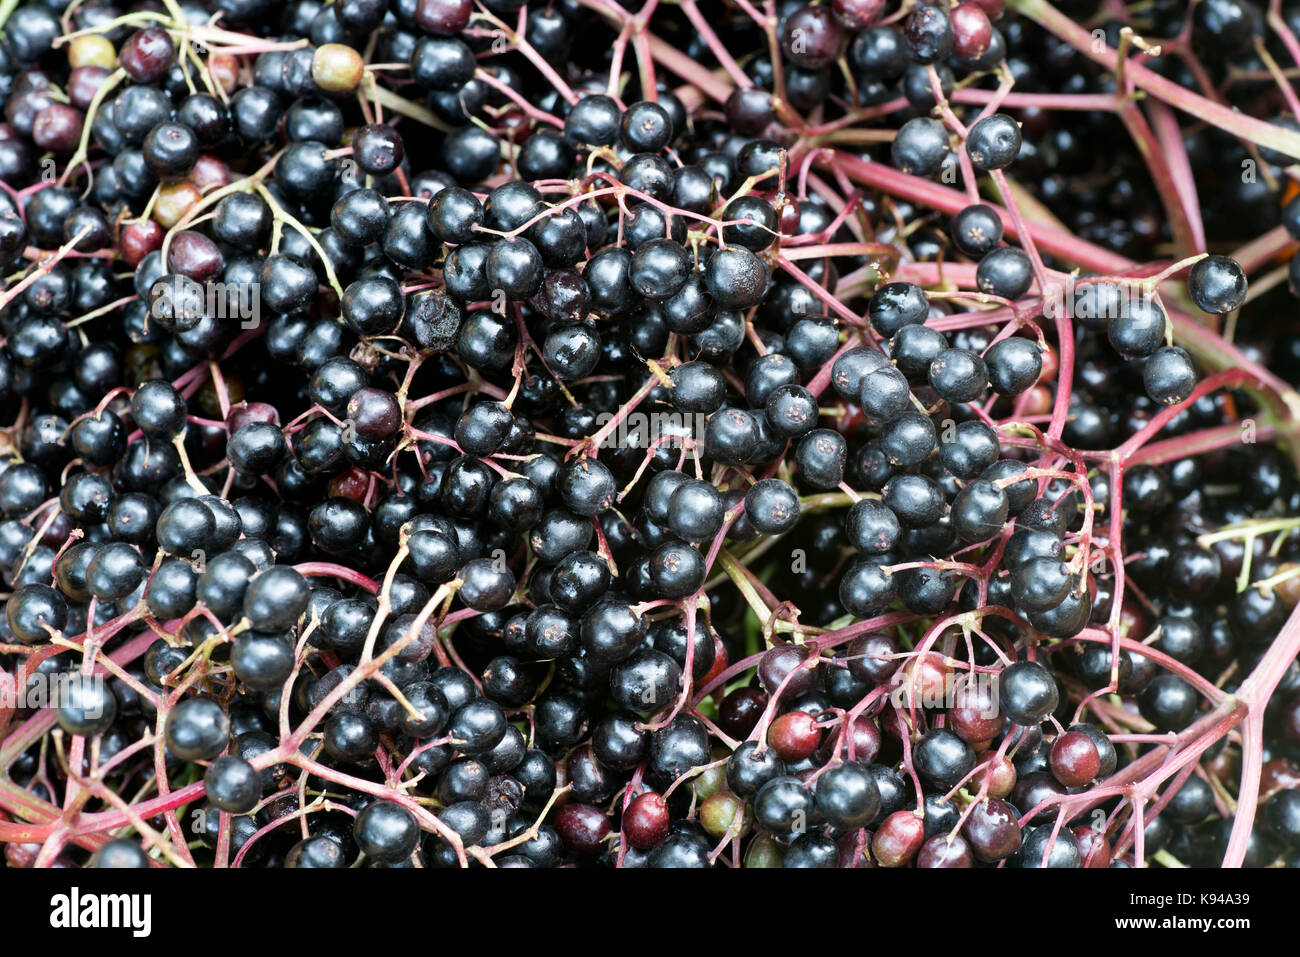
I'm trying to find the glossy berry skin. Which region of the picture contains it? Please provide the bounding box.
[155,499,215,557]
[726,742,784,799]
[132,380,189,440]
[940,422,1000,481]
[143,122,200,179]
[624,792,671,849]
[164,697,230,762]
[1188,255,1247,314]
[814,760,881,829]
[745,479,800,535]
[706,247,769,309]
[917,833,974,868]
[881,474,944,527]
[120,27,175,83]
[458,558,517,612]
[89,839,151,869]
[1017,826,1081,868]
[753,776,814,838]
[725,87,775,136]
[903,5,953,63]
[1049,731,1101,787]
[620,101,673,153]
[765,383,818,438]
[565,95,621,149]
[965,113,1021,171]
[243,566,310,631]
[669,362,726,414]
[880,411,936,466]
[285,837,346,868]
[1108,298,1167,359]
[85,542,147,602]
[914,728,975,789]
[951,479,1008,543]
[1138,674,1199,731]
[353,124,404,175]
[228,421,286,475]
[872,809,926,866]
[892,117,949,176]
[55,673,117,737]
[204,756,262,814]
[354,800,420,863]
[985,336,1042,395]
[231,633,294,692]
[1143,346,1197,405]
[650,543,706,599]
[630,239,690,301]
[951,203,1003,257]
[868,282,929,337]
[839,559,896,617]
[582,601,647,663]
[609,649,681,711]
[891,324,947,380]
[999,660,1060,725]
[929,348,987,402]
[796,429,847,489]
[962,797,1022,862]
[949,2,993,59]
[486,237,544,301]
[665,480,723,544]
[976,246,1033,299]
[767,709,821,761]
[844,499,901,554]
[781,4,845,68]
[426,186,483,244]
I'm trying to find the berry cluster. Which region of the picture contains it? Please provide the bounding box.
[0,0,1298,871]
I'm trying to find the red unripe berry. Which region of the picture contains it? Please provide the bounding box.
[950,2,994,60]
[416,0,473,35]
[777,196,801,236]
[780,4,845,69]
[1072,825,1112,868]
[700,632,729,687]
[972,750,1017,798]
[968,0,1005,20]
[347,387,403,440]
[226,401,281,433]
[167,230,224,281]
[917,833,974,867]
[68,67,110,111]
[767,709,822,761]
[120,220,165,267]
[827,713,881,765]
[554,803,611,855]
[898,651,950,707]
[623,792,670,849]
[962,797,1022,862]
[948,680,1002,743]
[832,0,886,29]
[31,104,83,154]
[872,810,926,866]
[189,154,232,193]
[1050,730,1101,787]
[120,26,176,83]
[329,466,371,503]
